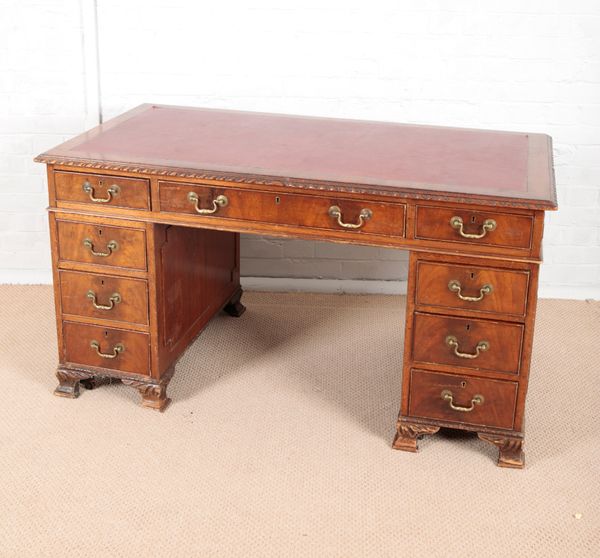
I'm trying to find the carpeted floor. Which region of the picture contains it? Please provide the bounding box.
[0,286,598,557]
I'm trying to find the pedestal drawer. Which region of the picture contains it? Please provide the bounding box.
[159,181,406,238]
[59,271,149,326]
[415,205,533,250]
[55,172,150,210]
[63,322,150,376]
[408,369,518,430]
[415,260,530,318]
[56,221,147,271]
[412,312,523,375]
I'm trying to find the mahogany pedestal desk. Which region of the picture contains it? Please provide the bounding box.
[35,105,557,468]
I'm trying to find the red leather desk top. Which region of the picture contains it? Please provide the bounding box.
[36,104,556,209]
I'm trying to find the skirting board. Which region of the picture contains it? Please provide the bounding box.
[241,277,600,301]
[0,271,598,301]
[242,276,408,295]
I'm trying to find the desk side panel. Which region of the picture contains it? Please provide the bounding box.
[150,224,240,377]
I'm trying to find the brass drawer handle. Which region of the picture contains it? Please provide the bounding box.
[441,389,484,412]
[86,290,121,310]
[328,205,372,229]
[448,280,493,302]
[90,340,124,359]
[82,239,118,257]
[450,216,496,239]
[187,192,229,214]
[446,335,489,359]
[82,181,120,203]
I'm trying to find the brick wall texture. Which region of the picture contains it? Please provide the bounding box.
[1,0,599,297]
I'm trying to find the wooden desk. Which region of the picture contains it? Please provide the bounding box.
[36,105,557,468]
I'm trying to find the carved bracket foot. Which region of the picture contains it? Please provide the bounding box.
[122,368,173,412]
[223,287,246,317]
[478,433,525,469]
[392,420,440,452]
[54,368,92,399]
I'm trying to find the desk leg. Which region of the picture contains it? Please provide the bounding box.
[54,369,84,399]
[122,367,174,412]
[478,433,525,469]
[392,420,440,452]
[223,287,246,317]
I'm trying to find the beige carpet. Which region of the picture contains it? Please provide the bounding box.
[0,286,598,557]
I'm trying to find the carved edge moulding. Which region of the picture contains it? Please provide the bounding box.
[35,154,555,211]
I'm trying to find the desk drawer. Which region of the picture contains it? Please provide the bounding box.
[408,369,517,430]
[57,221,147,271]
[59,270,149,326]
[415,205,533,250]
[412,312,523,375]
[63,322,150,376]
[415,260,529,318]
[159,181,406,238]
[55,172,150,210]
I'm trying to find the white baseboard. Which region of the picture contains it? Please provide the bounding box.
[1,273,597,301]
[241,276,408,295]
[537,284,600,301]
[242,277,599,301]
[0,270,53,284]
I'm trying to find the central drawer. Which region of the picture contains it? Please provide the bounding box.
[158,181,406,238]
[412,312,524,375]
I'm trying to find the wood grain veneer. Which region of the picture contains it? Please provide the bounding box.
[55,171,150,210]
[414,260,529,319]
[412,312,524,375]
[408,369,518,430]
[59,270,149,327]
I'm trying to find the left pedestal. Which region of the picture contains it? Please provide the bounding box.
[48,173,242,410]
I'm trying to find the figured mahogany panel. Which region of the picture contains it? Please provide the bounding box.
[55,171,150,210]
[56,220,147,270]
[63,321,150,376]
[159,181,406,238]
[59,270,149,326]
[415,260,529,318]
[408,369,518,430]
[155,224,238,373]
[412,312,523,375]
[415,205,533,250]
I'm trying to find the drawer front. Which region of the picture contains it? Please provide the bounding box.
[415,206,533,250]
[63,322,150,376]
[415,261,529,318]
[55,172,150,210]
[159,181,406,238]
[412,312,523,375]
[57,221,147,270]
[408,369,517,430]
[59,271,149,326]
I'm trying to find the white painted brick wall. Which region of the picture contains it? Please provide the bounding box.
[0,0,92,282]
[1,0,599,298]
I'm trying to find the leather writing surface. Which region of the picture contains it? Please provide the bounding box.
[37,104,556,207]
